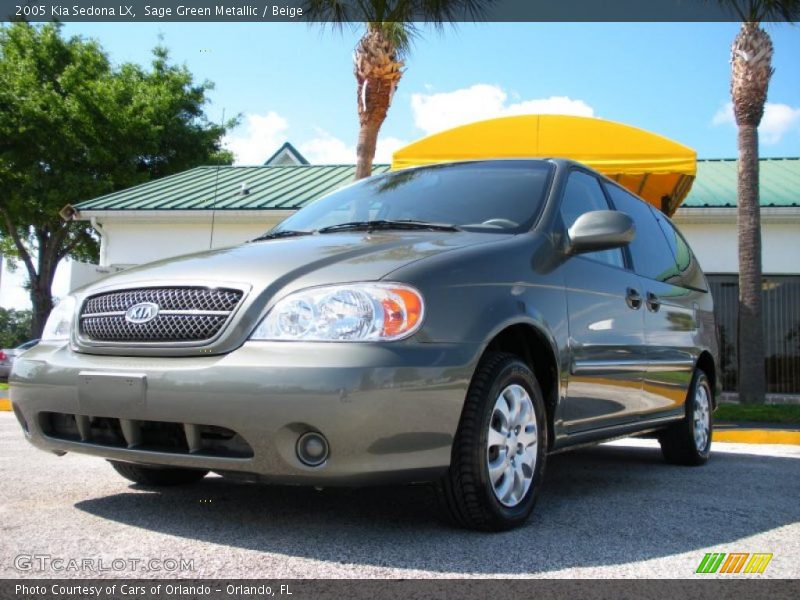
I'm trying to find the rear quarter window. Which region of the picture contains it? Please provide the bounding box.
[651,210,708,292]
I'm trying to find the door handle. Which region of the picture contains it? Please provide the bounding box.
[646,291,661,312]
[625,287,642,310]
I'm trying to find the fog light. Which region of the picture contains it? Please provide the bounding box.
[296,432,329,466]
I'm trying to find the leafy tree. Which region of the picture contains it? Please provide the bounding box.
[0,307,32,348]
[717,1,799,403]
[305,1,494,179]
[0,23,235,336]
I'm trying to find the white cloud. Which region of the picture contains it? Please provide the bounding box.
[712,102,800,144]
[223,111,289,165]
[410,84,595,135]
[298,131,353,164]
[711,103,734,126]
[0,257,71,310]
[299,131,407,164]
[224,112,407,166]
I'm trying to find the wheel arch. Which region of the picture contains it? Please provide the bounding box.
[481,321,560,449]
[695,350,718,408]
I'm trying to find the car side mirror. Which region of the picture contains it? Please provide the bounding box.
[567,210,635,255]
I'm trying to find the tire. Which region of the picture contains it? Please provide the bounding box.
[659,369,713,466]
[435,352,548,531]
[110,461,209,486]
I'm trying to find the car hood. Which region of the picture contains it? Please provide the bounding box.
[81,230,504,298]
[72,230,505,355]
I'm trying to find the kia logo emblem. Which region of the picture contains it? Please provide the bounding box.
[125,302,159,324]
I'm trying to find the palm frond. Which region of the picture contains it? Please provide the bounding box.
[418,0,496,30]
[368,21,416,55]
[304,0,355,32]
[304,0,498,28]
[714,0,800,22]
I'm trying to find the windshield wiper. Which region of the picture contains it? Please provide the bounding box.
[316,220,461,234]
[250,229,312,242]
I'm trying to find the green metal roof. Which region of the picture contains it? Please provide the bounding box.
[76,164,391,212]
[75,158,799,212]
[682,157,799,208]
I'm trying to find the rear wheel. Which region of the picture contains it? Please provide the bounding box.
[659,369,713,466]
[110,461,209,486]
[436,352,547,531]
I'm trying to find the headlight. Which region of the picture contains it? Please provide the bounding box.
[250,283,424,342]
[41,295,76,342]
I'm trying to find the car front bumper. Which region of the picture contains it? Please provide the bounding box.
[10,341,479,485]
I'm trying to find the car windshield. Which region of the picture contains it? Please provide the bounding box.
[266,161,553,236]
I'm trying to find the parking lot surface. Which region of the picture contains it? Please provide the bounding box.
[1,413,798,579]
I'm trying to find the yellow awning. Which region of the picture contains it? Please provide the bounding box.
[391,115,697,215]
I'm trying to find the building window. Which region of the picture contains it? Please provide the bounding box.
[706,274,800,395]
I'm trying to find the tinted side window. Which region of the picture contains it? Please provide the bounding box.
[604,183,679,282]
[653,211,708,291]
[561,171,625,269]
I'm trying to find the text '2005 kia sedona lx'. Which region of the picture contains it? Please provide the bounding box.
[10,159,719,531]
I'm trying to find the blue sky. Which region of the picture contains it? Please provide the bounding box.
[61,22,800,164]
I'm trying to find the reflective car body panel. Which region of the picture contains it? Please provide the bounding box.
[10,159,719,483]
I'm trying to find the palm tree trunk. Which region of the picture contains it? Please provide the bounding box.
[356,118,381,180]
[353,25,403,180]
[736,123,765,404]
[730,21,773,405]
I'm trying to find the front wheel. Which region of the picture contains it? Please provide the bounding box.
[435,352,547,531]
[659,369,713,466]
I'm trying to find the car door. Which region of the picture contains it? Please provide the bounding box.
[560,170,646,431]
[604,183,697,415]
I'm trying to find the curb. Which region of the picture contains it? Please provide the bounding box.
[0,399,798,444]
[713,428,800,445]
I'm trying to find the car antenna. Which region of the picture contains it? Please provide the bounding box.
[209,108,226,250]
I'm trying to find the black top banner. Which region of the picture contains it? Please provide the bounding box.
[0,0,789,23]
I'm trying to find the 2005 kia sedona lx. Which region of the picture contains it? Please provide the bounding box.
[11,159,719,531]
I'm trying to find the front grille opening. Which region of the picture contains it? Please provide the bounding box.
[39,412,253,459]
[139,421,189,453]
[90,417,126,447]
[81,314,229,342]
[43,412,81,441]
[197,425,253,458]
[79,286,244,344]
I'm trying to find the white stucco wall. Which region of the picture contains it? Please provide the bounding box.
[672,209,800,275]
[83,209,800,279]
[93,213,289,268]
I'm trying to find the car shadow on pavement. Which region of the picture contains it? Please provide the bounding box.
[75,443,800,575]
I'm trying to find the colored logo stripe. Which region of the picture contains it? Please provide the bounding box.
[696,553,726,574]
[720,553,749,573]
[696,552,773,574]
[744,553,773,574]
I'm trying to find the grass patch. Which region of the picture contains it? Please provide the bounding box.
[716,403,800,425]
[0,382,8,391]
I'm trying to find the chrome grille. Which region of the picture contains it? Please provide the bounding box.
[79,287,243,343]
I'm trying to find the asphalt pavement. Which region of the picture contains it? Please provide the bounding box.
[1,413,798,579]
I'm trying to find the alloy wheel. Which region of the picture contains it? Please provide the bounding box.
[693,384,711,451]
[486,384,538,507]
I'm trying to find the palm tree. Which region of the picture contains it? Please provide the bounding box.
[305,1,493,179]
[719,2,798,403]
